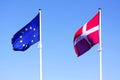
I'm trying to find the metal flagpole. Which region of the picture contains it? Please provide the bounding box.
[39,9,42,80]
[99,8,102,80]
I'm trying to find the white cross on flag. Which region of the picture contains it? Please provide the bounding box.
[73,12,99,57]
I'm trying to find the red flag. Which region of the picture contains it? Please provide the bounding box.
[73,12,99,57]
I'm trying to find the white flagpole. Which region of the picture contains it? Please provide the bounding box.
[99,8,102,80]
[39,9,42,80]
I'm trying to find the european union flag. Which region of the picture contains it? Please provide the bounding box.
[12,13,40,51]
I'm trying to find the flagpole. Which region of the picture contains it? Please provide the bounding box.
[99,8,102,80]
[39,9,42,80]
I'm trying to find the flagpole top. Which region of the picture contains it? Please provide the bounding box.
[98,8,102,10]
[39,9,42,14]
[39,9,42,12]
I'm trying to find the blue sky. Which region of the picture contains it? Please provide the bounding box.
[0,0,120,80]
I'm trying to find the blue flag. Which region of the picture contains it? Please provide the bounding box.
[12,13,40,51]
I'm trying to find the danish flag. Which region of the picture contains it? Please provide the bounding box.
[73,12,99,57]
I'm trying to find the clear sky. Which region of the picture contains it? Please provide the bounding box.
[0,0,120,80]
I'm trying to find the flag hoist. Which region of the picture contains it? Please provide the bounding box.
[73,8,102,80]
[11,9,43,80]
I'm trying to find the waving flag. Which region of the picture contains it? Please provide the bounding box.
[12,13,40,51]
[73,12,99,57]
